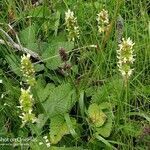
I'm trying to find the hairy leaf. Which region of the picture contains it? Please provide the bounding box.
[43,83,76,117]
[50,115,76,144]
[42,41,74,70]
[88,103,107,127]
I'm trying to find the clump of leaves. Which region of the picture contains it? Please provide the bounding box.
[88,103,107,127]
[50,115,77,144]
[87,102,114,138]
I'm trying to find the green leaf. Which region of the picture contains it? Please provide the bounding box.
[41,11,61,33]
[99,102,112,110]
[64,113,78,138]
[96,113,113,138]
[121,122,142,137]
[94,133,117,150]
[26,42,38,52]
[88,103,113,138]
[5,54,21,76]
[91,76,123,104]
[20,25,36,45]
[28,6,51,18]
[43,83,76,117]
[36,81,55,102]
[88,103,107,127]
[134,85,150,96]
[36,114,48,133]
[42,41,74,70]
[50,115,76,144]
[34,64,45,72]
[96,103,113,138]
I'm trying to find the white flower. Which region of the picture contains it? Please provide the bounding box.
[41,136,51,147]
[97,9,110,34]
[17,106,23,109]
[19,87,36,126]
[0,79,2,83]
[45,139,49,143]
[117,37,135,79]
[120,70,126,76]
[98,26,105,33]
[127,69,134,77]
[97,9,109,24]
[65,9,74,21]
[65,9,79,41]
[32,117,37,123]
[46,143,50,148]
[21,54,30,62]
[126,37,135,47]
[123,57,127,63]
[21,54,35,86]
[39,142,43,145]
[119,37,135,50]
[43,136,48,140]
[1,94,4,99]
[28,109,32,114]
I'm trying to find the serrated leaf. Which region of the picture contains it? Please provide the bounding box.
[96,113,112,138]
[36,82,55,102]
[20,25,36,45]
[88,103,107,127]
[42,41,74,70]
[26,42,39,52]
[88,103,113,138]
[28,6,51,18]
[34,64,45,72]
[36,114,48,132]
[41,11,61,33]
[50,115,76,144]
[43,83,76,117]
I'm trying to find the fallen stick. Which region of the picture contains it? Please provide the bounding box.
[0,28,41,60]
[0,39,41,60]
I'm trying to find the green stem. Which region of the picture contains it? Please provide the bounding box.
[124,76,129,123]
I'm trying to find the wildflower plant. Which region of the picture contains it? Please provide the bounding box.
[19,87,36,127]
[117,37,135,83]
[1,1,148,150]
[19,53,37,127]
[97,9,110,34]
[21,54,36,86]
[65,9,79,41]
[38,136,51,148]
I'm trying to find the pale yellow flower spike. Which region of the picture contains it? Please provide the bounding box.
[97,9,110,34]
[19,87,36,126]
[117,37,135,82]
[65,9,80,41]
[21,53,36,86]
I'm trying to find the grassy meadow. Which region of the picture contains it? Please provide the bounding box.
[0,0,149,149]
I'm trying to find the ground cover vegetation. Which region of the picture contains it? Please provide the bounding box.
[0,0,149,149]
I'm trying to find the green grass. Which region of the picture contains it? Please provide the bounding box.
[0,0,149,150]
